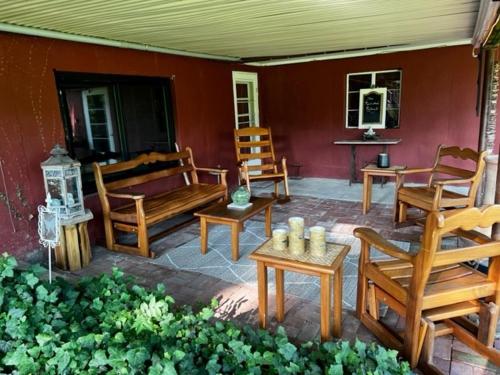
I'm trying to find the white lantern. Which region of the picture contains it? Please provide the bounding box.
[41,144,85,220]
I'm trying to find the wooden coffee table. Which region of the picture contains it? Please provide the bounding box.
[249,239,351,341]
[194,197,276,261]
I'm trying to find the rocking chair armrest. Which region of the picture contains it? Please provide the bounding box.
[396,167,433,175]
[195,167,229,175]
[354,227,413,262]
[106,191,145,200]
[196,167,228,187]
[432,178,472,186]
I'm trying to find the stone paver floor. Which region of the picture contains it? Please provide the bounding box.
[58,186,498,375]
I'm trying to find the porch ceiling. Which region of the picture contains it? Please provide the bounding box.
[0,0,480,62]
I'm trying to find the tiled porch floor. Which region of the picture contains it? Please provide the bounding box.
[60,179,497,375]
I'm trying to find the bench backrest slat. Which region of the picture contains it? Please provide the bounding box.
[105,164,194,191]
[93,149,196,198]
[99,151,191,175]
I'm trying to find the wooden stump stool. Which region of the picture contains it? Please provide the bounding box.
[55,209,93,271]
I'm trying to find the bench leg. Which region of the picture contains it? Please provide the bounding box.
[103,216,116,250]
[137,220,151,258]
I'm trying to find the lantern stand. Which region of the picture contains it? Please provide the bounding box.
[37,199,60,283]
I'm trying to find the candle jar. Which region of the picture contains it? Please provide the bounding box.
[272,229,288,251]
[309,226,326,256]
[288,217,305,255]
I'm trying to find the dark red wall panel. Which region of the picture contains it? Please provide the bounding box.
[0,31,483,259]
[259,46,481,180]
[0,32,252,258]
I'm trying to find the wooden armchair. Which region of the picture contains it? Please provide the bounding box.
[355,205,500,370]
[234,127,290,202]
[394,145,486,223]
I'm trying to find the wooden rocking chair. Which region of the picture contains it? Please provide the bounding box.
[355,205,500,371]
[234,127,290,202]
[394,145,486,223]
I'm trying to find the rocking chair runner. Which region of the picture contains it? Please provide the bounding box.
[355,205,500,370]
[394,145,487,223]
[234,127,290,201]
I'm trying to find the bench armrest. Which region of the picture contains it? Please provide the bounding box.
[354,227,413,262]
[106,191,145,200]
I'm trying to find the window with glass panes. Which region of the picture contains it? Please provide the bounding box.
[346,70,401,129]
[55,71,176,193]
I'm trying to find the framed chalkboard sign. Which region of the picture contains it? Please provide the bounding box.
[358,87,387,129]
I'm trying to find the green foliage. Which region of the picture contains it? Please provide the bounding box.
[0,253,412,374]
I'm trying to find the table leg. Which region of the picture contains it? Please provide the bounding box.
[265,206,272,237]
[257,261,268,329]
[231,222,240,261]
[320,273,332,342]
[200,218,208,255]
[275,268,285,322]
[366,174,372,213]
[333,266,343,337]
[362,172,372,215]
[349,145,357,186]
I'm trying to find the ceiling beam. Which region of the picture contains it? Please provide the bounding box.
[244,39,472,67]
[0,22,240,62]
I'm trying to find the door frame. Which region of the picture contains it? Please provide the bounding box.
[232,71,260,128]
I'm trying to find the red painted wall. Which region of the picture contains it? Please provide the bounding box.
[0,32,255,258]
[259,46,481,179]
[0,32,483,259]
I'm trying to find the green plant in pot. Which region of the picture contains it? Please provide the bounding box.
[231,186,251,205]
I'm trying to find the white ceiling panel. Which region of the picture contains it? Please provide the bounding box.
[0,0,480,62]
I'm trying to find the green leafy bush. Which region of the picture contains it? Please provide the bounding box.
[0,254,412,374]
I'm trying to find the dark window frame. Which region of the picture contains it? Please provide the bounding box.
[54,71,176,194]
[345,69,402,129]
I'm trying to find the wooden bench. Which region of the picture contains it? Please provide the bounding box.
[93,147,228,258]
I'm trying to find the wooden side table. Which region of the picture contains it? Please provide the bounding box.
[194,197,276,261]
[55,209,93,271]
[249,240,351,341]
[360,164,405,214]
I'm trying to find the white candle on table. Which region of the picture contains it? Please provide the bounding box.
[309,226,326,256]
[272,229,288,251]
[288,217,305,255]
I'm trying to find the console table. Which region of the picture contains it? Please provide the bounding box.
[333,138,402,184]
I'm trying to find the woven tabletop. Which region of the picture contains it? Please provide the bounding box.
[253,239,348,267]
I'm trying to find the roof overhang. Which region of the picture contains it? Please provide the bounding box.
[0,0,491,65]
